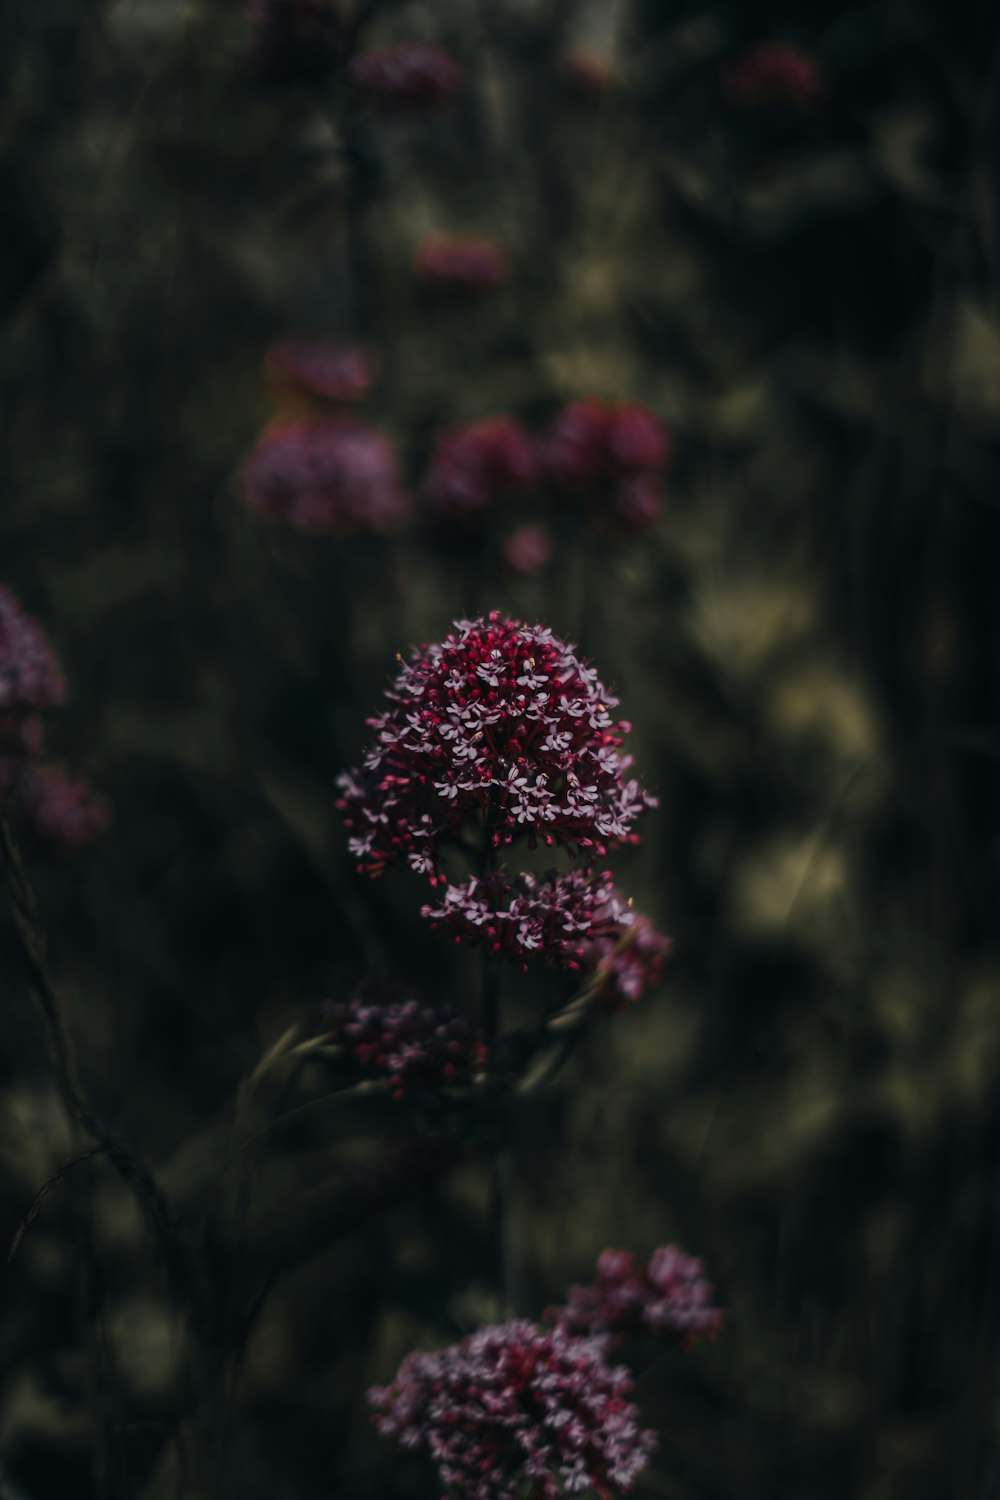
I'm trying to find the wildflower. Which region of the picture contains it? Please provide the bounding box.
[542,399,672,490]
[503,522,553,575]
[423,417,538,525]
[337,613,655,881]
[414,235,509,291]
[15,765,111,851]
[241,417,409,534]
[350,42,461,110]
[265,340,374,406]
[421,868,670,1003]
[369,1318,656,1499]
[248,0,346,84]
[325,993,484,1095]
[603,475,666,540]
[0,586,66,732]
[723,42,825,111]
[551,1246,723,1347]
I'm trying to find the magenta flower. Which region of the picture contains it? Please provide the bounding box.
[604,475,666,540]
[337,613,655,881]
[265,340,374,406]
[503,523,553,575]
[423,417,539,525]
[723,42,825,111]
[350,42,462,110]
[422,869,671,1005]
[0,586,66,729]
[326,993,484,1095]
[15,765,111,851]
[241,417,409,534]
[551,1247,723,1348]
[369,1318,657,1499]
[248,0,346,84]
[415,235,510,291]
[542,399,672,490]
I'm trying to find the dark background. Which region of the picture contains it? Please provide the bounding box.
[2,1,1000,1497]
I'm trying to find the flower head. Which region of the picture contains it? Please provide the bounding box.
[265,340,374,406]
[423,417,539,525]
[551,1246,723,1348]
[350,42,461,110]
[503,523,553,575]
[415,235,510,291]
[241,417,408,534]
[325,992,484,1095]
[421,869,670,1005]
[337,613,654,881]
[542,400,672,489]
[369,1318,656,1499]
[248,0,346,83]
[723,42,825,111]
[0,587,66,726]
[15,765,111,851]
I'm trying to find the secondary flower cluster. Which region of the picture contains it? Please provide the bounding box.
[338,613,654,881]
[423,417,539,525]
[540,399,673,539]
[242,418,408,534]
[416,399,673,548]
[264,340,374,406]
[369,1319,656,1500]
[422,869,670,1006]
[325,993,484,1095]
[0,587,108,849]
[723,42,825,111]
[350,43,461,110]
[551,1247,724,1347]
[415,234,510,291]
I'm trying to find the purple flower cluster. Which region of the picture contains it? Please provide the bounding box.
[241,417,409,534]
[503,522,553,575]
[326,993,484,1095]
[541,399,672,539]
[415,235,510,291]
[423,418,539,525]
[0,588,107,850]
[0,585,66,731]
[350,43,462,110]
[369,1319,656,1500]
[422,869,669,1005]
[551,1247,724,1348]
[723,42,825,111]
[337,613,654,881]
[264,340,374,406]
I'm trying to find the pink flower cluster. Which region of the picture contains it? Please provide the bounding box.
[423,418,538,524]
[248,0,345,84]
[551,1248,724,1348]
[541,399,672,539]
[723,42,825,111]
[369,1319,656,1499]
[337,613,654,881]
[241,417,408,534]
[422,869,670,1005]
[415,235,510,291]
[0,587,108,850]
[326,993,484,1095]
[350,43,461,110]
[264,340,374,406]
